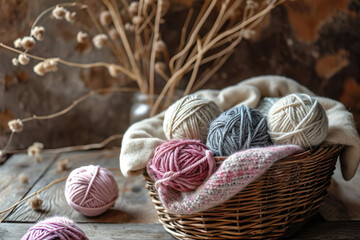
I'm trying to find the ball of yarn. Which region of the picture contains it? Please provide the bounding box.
[65,165,118,217]
[207,105,271,156]
[267,93,328,148]
[163,95,222,142]
[147,139,215,193]
[21,216,88,240]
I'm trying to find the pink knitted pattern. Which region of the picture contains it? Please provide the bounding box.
[147,139,215,195]
[150,145,303,214]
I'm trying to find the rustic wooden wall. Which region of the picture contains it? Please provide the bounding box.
[1,0,359,150]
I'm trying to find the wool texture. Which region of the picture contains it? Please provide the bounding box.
[147,139,215,195]
[163,95,222,143]
[21,216,88,240]
[267,93,329,148]
[119,75,360,181]
[65,165,118,217]
[207,105,271,156]
[256,97,280,117]
[151,145,303,214]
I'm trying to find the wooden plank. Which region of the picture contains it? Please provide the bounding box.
[0,153,58,221]
[1,221,360,240]
[0,223,175,240]
[5,150,159,223]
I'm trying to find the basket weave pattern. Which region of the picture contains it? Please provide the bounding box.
[144,145,343,239]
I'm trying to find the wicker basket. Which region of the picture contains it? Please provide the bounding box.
[144,144,344,239]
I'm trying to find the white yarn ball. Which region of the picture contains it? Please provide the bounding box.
[267,93,328,148]
[163,95,222,142]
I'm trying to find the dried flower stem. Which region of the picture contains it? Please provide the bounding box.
[151,0,284,116]
[0,176,67,219]
[169,0,216,74]
[0,43,136,80]
[20,87,137,123]
[184,39,202,96]
[149,0,163,107]
[102,0,147,93]
[43,134,123,154]
[0,87,136,154]
[1,134,122,156]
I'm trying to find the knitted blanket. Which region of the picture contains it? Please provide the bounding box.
[149,145,303,214]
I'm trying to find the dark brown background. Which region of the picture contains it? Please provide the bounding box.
[1,0,359,150]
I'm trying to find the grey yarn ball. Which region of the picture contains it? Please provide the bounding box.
[163,95,223,143]
[206,105,271,156]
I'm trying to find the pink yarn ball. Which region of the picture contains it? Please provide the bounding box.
[21,216,88,240]
[65,165,118,217]
[147,139,216,193]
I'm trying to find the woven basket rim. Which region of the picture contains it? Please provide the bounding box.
[213,144,343,161]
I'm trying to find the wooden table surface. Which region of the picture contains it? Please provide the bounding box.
[0,150,359,240]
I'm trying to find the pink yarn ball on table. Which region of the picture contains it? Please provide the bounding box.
[147,139,216,194]
[21,216,88,240]
[65,165,118,217]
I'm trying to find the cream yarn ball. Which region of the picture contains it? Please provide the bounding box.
[163,95,222,142]
[267,93,328,148]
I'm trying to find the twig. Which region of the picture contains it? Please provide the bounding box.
[43,134,123,153]
[103,0,147,93]
[149,0,163,107]
[1,134,123,155]
[0,43,137,80]
[184,38,202,96]
[0,177,67,218]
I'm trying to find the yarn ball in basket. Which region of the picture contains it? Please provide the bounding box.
[65,165,119,217]
[267,93,328,148]
[163,95,222,142]
[21,216,88,240]
[147,139,216,194]
[206,105,271,156]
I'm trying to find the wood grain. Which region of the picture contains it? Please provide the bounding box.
[0,223,175,240]
[0,153,58,221]
[4,150,158,223]
[1,221,359,240]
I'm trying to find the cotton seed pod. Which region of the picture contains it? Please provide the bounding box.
[155,62,166,73]
[77,31,89,43]
[12,58,19,66]
[18,53,30,65]
[108,64,122,77]
[8,119,23,132]
[65,11,76,23]
[92,34,108,49]
[52,5,67,19]
[34,62,46,76]
[14,38,22,48]
[100,11,112,27]
[29,196,43,210]
[19,174,29,184]
[124,23,135,32]
[128,1,139,15]
[108,28,118,40]
[31,26,45,41]
[243,29,255,40]
[154,40,166,53]
[21,36,36,50]
[132,16,143,25]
